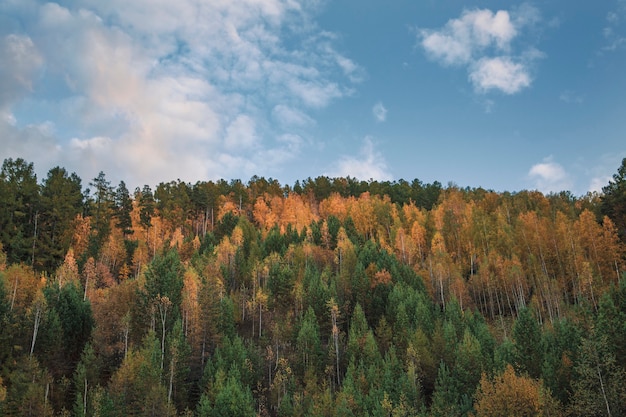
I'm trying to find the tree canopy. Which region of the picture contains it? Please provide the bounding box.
[0,158,625,416]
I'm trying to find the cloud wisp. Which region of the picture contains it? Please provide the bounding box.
[327,137,392,181]
[372,102,387,122]
[528,157,572,194]
[602,2,626,52]
[0,0,362,187]
[418,5,542,95]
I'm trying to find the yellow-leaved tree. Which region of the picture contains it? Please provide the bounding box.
[473,364,562,417]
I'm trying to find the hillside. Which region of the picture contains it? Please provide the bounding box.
[1,157,625,416]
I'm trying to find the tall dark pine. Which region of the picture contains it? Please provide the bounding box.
[88,171,114,256]
[115,181,134,237]
[601,157,626,242]
[38,167,84,272]
[0,158,40,266]
[138,185,155,231]
[512,307,543,379]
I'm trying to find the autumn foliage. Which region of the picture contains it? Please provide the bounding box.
[1,158,626,416]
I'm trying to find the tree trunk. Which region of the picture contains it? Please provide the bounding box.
[30,305,41,357]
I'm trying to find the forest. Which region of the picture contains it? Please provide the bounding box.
[1,156,626,416]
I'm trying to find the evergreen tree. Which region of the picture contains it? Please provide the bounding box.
[601,157,626,242]
[430,361,466,417]
[115,180,134,237]
[512,307,543,378]
[160,319,189,411]
[198,368,255,417]
[73,343,100,417]
[296,306,322,375]
[144,249,184,319]
[569,330,626,417]
[138,184,155,231]
[541,318,581,405]
[37,166,83,272]
[0,158,40,266]
[88,171,114,256]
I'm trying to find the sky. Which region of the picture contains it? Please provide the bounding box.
[1,0,625,196]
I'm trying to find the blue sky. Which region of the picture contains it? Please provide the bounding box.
[1,0,625,195]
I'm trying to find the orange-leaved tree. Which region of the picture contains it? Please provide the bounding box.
[473,364,561,417]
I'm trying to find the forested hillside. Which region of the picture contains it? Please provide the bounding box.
[1,157,626,416]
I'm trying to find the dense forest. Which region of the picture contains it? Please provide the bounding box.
[1,156,626,416]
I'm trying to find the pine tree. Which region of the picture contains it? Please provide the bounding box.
[601,157,626,242]
[115,181,134,237]
[512,307,543,378]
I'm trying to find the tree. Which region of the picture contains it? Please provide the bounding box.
[453,329,484,401]
[138,185,156,231]
[108,331,173,416]
[474,364,562,417]
[296,307,322,375]
[569,330,626,417]
[37,281,94,386]
[430,361,466,417]
[0,158,40,266]
[37,167,83,272]
[2,356,53,417]
[327,297,342,387]
[72,343,100,417]
[88,171,114,256]
[541,318,580,405]
[167,319,191,411]
[144,250,184,322]
[601,157,626,242]
[197,368,255,417]
[114,181,134,237]
[512,307,543,379]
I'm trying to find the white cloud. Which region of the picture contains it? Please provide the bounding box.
[372,102,387,122]
[601,2,626,52]
[272,105,315,128]
[327,137,392,181]
[418,5,541,95]
[0,34,43,109]
[528,157,573,193]
[224,115,259,151]
[469,57,531,94]
[0,0,362,187]
[559,90,584,104]
[420,9,517,66]
[585,153,626,194]
[589,176,611,193]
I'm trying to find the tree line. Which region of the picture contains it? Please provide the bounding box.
[0,157,625,416]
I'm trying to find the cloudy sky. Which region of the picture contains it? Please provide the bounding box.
[1,0,625,195]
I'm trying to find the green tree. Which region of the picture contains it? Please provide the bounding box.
[296,306,323,375]
[0,158,40,266]
[43,282,94,377]
[137,185,155,231]
[453,329,484,401]
[595,290,626,367]
[601,157,626,242]
[166,319,191,411]
[88,171,114,256]
[197,368,255,417]
[569,329,626,417]
[73,343,100,417]
[430,361,466,417]
[512,307,543,378]
[115,180,134,237]
[37,166,83,272]
[541,318,581,405]
[3,356,53,417]
[144,249,184,320]
[108,331,173,417]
